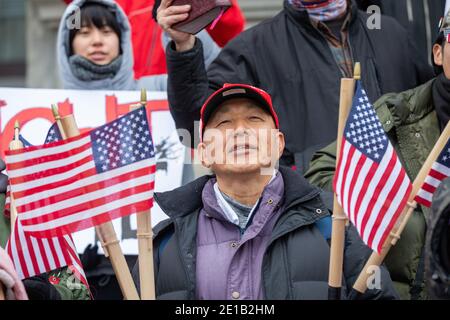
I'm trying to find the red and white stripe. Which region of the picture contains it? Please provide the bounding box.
[415,162,450,207]
[334,140,412,253]
[64,235,89,289]
[6,216,88,287]
[5,132,155,238]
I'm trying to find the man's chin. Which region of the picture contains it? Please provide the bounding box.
[213,163,268,176]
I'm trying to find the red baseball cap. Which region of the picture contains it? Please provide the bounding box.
[199,83,280,140]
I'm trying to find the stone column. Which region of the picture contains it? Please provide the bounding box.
[26,0,65,89]
[239,0,283,29]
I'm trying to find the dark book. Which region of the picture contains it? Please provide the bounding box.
[172,0,232,34]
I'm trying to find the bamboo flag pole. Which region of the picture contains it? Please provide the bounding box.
[0,284,5,300]
[52,105,112,260]
[51,106,140,300]
[130,89,156,300]
[328,63,361,300]
[8,121,24,230]
[349,121,450,298]
[52,105,112,258]
[51,105,67,140]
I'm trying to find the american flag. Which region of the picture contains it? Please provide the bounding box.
[4,123,61,216]
[5,106,156,238]
[333,81,413,253]
[5,123,88,288]
[415,139,450,207]
[6,216,88,288]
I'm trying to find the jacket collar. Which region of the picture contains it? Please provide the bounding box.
[155,166,321,219]
[375,79,436,133]
[154,174,210,219]
[283,0,358,28]
[278,166,322,209]
[203,172,283,225]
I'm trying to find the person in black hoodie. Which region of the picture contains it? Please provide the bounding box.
[156,0,433,173]
[356,0,446,66]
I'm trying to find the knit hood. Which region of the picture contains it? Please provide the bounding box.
[57,0,137,90]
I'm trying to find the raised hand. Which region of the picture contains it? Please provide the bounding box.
[157,0,196,52]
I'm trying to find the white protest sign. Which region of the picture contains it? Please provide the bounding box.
[0,88,185,254]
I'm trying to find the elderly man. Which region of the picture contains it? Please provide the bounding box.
[133,84,398,300]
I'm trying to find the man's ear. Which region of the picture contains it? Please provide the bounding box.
[198,142,212,168]
[434,43,444,67]
[277,132,285,159]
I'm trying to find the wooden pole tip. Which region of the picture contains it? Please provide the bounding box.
[354,62,361,80]
[51,104,60,118]
[12,120,21,143]
[140,89,147,106]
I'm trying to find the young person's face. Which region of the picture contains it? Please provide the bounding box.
[199,98,285,176]
[72,25,120,65]
[433,39,450,79]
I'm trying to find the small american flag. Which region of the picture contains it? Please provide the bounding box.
[5,123,88,288]
[415,140,450,207]
[5,107,155,238]
[333,81,413,253]
[4,123,61,216]
[6,217,88,288]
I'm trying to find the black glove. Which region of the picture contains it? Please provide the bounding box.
[80,244,101,271]
[0,158,7,193]
[23,274,62,300]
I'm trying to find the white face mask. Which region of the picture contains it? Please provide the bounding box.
[288,0,348,22]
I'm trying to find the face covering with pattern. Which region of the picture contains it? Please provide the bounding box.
[288,0,348,22]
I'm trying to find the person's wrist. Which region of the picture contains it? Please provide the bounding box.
[175,35,196,52]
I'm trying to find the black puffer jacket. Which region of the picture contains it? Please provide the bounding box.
[133,167,399,300]
[426,177,450,299]
[166,0,433,171]
[356,0,446,66]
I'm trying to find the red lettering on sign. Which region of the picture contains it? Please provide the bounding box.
[0,96,168,158]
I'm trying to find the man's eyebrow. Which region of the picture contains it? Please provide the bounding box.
[245,104,270,117]
[248,101,269,110]
[208,115,228,127]
[245,102,260,108]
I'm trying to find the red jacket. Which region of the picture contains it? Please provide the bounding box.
[62,0,245,78]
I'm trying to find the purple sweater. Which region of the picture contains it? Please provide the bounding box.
[195,173,285,300]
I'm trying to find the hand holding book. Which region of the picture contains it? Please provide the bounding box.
[157,0,232,51]
[157,0,196,51]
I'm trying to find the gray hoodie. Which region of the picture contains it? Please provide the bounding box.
[57,0,220,91]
